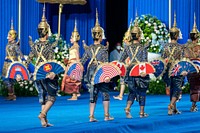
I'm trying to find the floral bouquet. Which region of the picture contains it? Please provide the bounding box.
[134,14,169,53]
[48,34,69,64]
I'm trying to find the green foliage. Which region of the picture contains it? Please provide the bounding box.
[181,83,190,94]
[14,80,38,96]
[148,79,166,94]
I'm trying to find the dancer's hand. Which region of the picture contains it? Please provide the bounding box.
[181,71,188,76]
[104,77,110,83]
[46,72,56,80]
[140,72,147,77]
[16,74,22,82]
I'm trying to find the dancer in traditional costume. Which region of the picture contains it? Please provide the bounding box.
[185,13,200,112]
[113,21,132,101]
[2,20,25,101]
[26,6,58,127]
[119,16,150,118]
[81,9,114,122]
[161,13,186,115]
[61,20,82,100]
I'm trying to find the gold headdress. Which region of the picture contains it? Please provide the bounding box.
[38,4,51,36]
[71,19,80,42]
[123,19,132,42]
[8,19,17,40]
[131,10,142,38]
[190,13,199,34]
[170,12,180,34]
[92,8,105,39]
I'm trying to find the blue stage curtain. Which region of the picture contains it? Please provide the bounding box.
[172,0,200,44]
[20,1,43,55]
[128,0,169,28]
[0,0,19,74]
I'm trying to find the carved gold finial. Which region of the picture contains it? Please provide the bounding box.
[8,19,17,39]
[170,12,179,33]
[190,12,199,33]
[91,8,104,39]
[71,18,80,41]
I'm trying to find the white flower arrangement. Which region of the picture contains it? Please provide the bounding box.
[48,34,69,63]
[134,14,169,53]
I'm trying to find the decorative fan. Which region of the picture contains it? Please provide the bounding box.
[111,61,126,76]
[170,59,199,76]
[129,62,155,76]
[191,58,200,70]
[33,60,65,80]
[92,63,121,85]
[150,59,166,78]
[66,62,84,81]
[6,61,30,80]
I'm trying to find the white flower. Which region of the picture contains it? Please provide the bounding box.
[156,80,160,83]
[57,55,60,58]
[145,21,148,24]
[25,86,28,89]
[29,87,33,91]
[54,47,59,53]
[148,23,151,26]
[178,29,183,39]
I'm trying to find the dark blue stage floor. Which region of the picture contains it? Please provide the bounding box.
[0,92,200,133]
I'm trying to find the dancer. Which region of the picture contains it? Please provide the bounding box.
[161,13,186,115]
[81,9,114,122]
[61,19,82,100]
[186,13,200,112]
[2,20,24,101]
[113,21,132,101]
[119,16,150,118]
[26,6,58,127]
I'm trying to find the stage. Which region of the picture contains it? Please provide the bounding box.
[0,92,200,133]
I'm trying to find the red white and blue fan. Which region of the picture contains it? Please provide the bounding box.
[6,61,30,80]
[150,59,166,78]
[170,59,199,76]
[191,58,200,70]
[111,61,127,76]
[66,62,84,81]
[33,60,65,80]
[92,63,121,85]
[129,62,155,76]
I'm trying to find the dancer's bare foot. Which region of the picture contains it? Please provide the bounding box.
[38,112,47,127]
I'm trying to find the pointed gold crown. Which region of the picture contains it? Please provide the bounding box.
[131,10,142,37]
[71,19,80,41]
[38,4,50,35]
[190,12,199,34]
[8,19,17,39]
[92,8,104,39]
[170,12,180,33]
[123,19,132,42]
